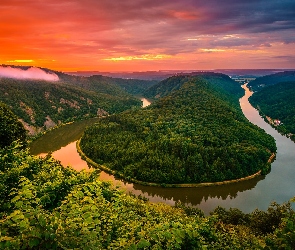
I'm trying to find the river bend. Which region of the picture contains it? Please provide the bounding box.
[30,90,295,214]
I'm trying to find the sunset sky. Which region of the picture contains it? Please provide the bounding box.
[1,0,295,72]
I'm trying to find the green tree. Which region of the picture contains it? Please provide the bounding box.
[0,102,27,148]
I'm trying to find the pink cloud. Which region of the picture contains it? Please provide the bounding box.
[0,66,59,81]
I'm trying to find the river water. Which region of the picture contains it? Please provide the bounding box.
[30,91,295,214]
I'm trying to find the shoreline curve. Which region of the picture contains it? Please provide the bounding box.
[77,139,275,188]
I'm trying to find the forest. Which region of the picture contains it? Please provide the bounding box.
[0,101,295,249]
[248,71,295,92]
[144,72,244,101]
[0,76,148,134]
[80,76,276,185]
[249,81,295,141]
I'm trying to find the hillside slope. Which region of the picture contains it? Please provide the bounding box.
[0,77,141,134]
[249,81,295,141]
[144,72,244,101]
[55,72,158,96]
[247,71,295,92]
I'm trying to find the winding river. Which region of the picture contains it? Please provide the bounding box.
[30,90,295,214]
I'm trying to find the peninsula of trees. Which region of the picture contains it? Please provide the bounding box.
[80,75,276,185]
[247,71,295,92]
[249,81,295,142]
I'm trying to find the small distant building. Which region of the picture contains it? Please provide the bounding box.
[274,119,281,126]
[231,77,256,84]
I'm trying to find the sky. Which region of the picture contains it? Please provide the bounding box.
[0,0,295,72]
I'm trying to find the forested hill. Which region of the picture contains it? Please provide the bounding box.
[80,76,276,185]
[0,77,141,135]
[0,65,159,134]
[55,72,158,96]
[144,72,244,101]
[249,81,295,141]
[1,65,158,96]
[247,71,295,92]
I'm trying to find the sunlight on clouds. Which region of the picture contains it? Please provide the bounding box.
[220,34,240,40]
[200,49,226,52]
[7,60,34,63]
[104,54,172,61]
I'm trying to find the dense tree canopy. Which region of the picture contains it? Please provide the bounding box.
[144,72,244,101]
[0,78,141,130]
[0,143,294,249]
[248,71,295,92]
[80,76,276,185]
[0,102,27,148]
[249,81,295,141]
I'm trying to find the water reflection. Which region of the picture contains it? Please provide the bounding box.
[30,118,100,155]
[132,175,265,206]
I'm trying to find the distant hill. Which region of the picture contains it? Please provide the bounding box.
[84,75,158,96]
[144,72,244,102]
[53,72,158,96]
[1,64,158,96]
[68,69,291,81]
[80,75,276,185]
[247,71,295,92]
[249,81,295,141]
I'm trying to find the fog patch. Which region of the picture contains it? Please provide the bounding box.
[0,66,59,81]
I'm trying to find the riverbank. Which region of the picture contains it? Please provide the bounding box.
[77,139,275,188]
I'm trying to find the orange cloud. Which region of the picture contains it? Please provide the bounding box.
[104,54,172,61]
[6,60,34,63]
[169,10,200,20]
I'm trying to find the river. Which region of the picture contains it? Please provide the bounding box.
[30,91,295,214]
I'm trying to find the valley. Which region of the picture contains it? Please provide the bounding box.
[1,66,295,249]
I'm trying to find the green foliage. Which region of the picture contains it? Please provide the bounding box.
[0,142,294,249]
[0,102,27,148]
[0,142,96,214]
[80,76,276,184]
[248,71,295,92]
[249,81,295,138]
[0,76,141,130]
[86,75,158,96]
[212,202,294,235]
[144,72,244,100]
[265,210,295,249]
